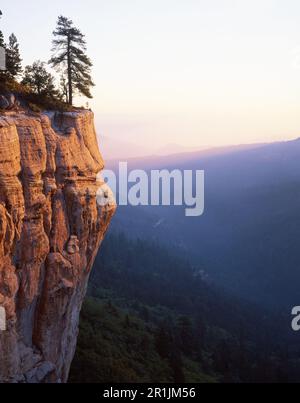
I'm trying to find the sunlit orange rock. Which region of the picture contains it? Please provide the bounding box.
[0,110,116,383]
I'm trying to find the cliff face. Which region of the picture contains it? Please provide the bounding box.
[0,109,116,383]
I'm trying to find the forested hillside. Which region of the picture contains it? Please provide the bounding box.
[70,234,300,383]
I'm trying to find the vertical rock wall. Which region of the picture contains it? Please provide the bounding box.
[0,110,116,383]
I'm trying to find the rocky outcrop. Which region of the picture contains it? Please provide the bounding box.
[0,109,116,383]
[0,93,19,110]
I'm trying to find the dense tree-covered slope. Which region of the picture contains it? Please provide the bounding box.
[70,234,300,383]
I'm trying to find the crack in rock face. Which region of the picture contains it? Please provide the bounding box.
[0,110,116,383]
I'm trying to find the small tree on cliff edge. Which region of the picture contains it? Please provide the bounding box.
[22,60,57,96]
[0,10,7,83]
[6,33,22,78]
[0,11,3,47]
[49,16,94,106]
[0,13,22,81]
[0,31,4,48]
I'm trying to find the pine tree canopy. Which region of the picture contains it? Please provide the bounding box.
[49,16,94,105]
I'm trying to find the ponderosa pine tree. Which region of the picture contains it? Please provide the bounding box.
[6,34,22,79]
[49,16,94,106]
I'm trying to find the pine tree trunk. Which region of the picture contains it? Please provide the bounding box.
[67,34,72,106]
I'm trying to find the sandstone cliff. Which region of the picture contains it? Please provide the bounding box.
[0,109,116,383]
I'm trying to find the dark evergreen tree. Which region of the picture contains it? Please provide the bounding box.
[177,316,195,355]
[124,314,131,328]
[6,33,22,78]
[0,30,4,48]
[49,16,94,105]
[169,351,185,383]
[155,325,172,359]
[0,10,6,80]
[21,61,56,96]
[0,31,5,80]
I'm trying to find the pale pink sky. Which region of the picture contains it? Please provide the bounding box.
[2,0,300,153]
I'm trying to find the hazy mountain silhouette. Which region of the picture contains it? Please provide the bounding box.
[108,138,300,311]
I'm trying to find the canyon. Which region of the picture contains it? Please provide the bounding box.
[0,107,116,383]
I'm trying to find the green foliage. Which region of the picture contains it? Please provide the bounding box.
[69,298,174,383]
[21,60,57,96]
[6,33,22,78]
[70,233,299,383]
[24,93,75,112]
[0,12,92,112]
[0,30,4,48]
[0,78,27,94]
[19,60,76,111]
[28,102,42,113]
[49,15,94,105]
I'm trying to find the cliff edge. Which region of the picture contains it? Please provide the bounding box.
[0,109,116,383]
